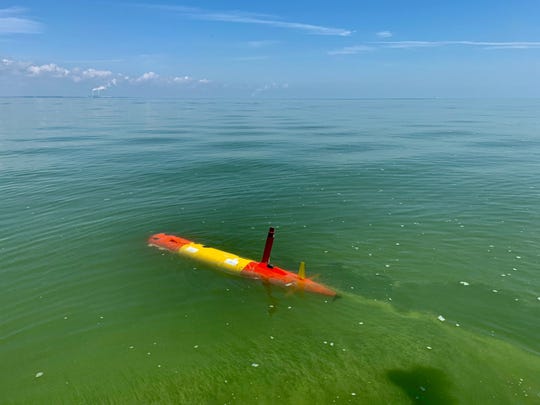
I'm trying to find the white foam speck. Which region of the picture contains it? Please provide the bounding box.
[426,346,432,350]
[459,281,470,286]
[437,315,445,322]
[35,372,44,378]
[251,363,259,367]
[492,289,498,293]
[193,345,199,349]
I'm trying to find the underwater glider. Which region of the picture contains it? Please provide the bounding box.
[148,227,337,297]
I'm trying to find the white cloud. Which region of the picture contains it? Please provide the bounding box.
[2,56,211,94]
[173,75,193,83]
[379,40,540,49]
[82,68,113,78]
[1,57,15,67]
[376,31,392,38]
[329,40,540,55]
[27,63,70,77]
[0,7,43,34]
[144,4,352,36]
[134,71,159,82]
[328,45,374,55]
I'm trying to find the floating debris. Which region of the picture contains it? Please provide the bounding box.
[426,346,433,350]
[492,289,499,293]
[193,345,199,349]
[437,315,446,322]
[459,281,470,286]
[251,363,259,367]
[35,372,44,378]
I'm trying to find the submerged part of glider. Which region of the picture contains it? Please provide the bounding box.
[148,228,337,297]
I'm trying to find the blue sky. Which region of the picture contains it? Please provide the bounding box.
[1,1,539,97]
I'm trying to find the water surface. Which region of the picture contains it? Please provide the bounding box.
[1,98,539,403]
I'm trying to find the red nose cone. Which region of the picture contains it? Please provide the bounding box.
[148,233,192,251]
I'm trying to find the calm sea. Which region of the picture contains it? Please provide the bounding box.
[1,97,539,403]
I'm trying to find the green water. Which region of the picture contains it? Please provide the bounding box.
[1,98,539,403]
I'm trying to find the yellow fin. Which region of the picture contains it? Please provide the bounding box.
[298,261,306,279]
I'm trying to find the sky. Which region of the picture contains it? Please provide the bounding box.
[1,0,539,97]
